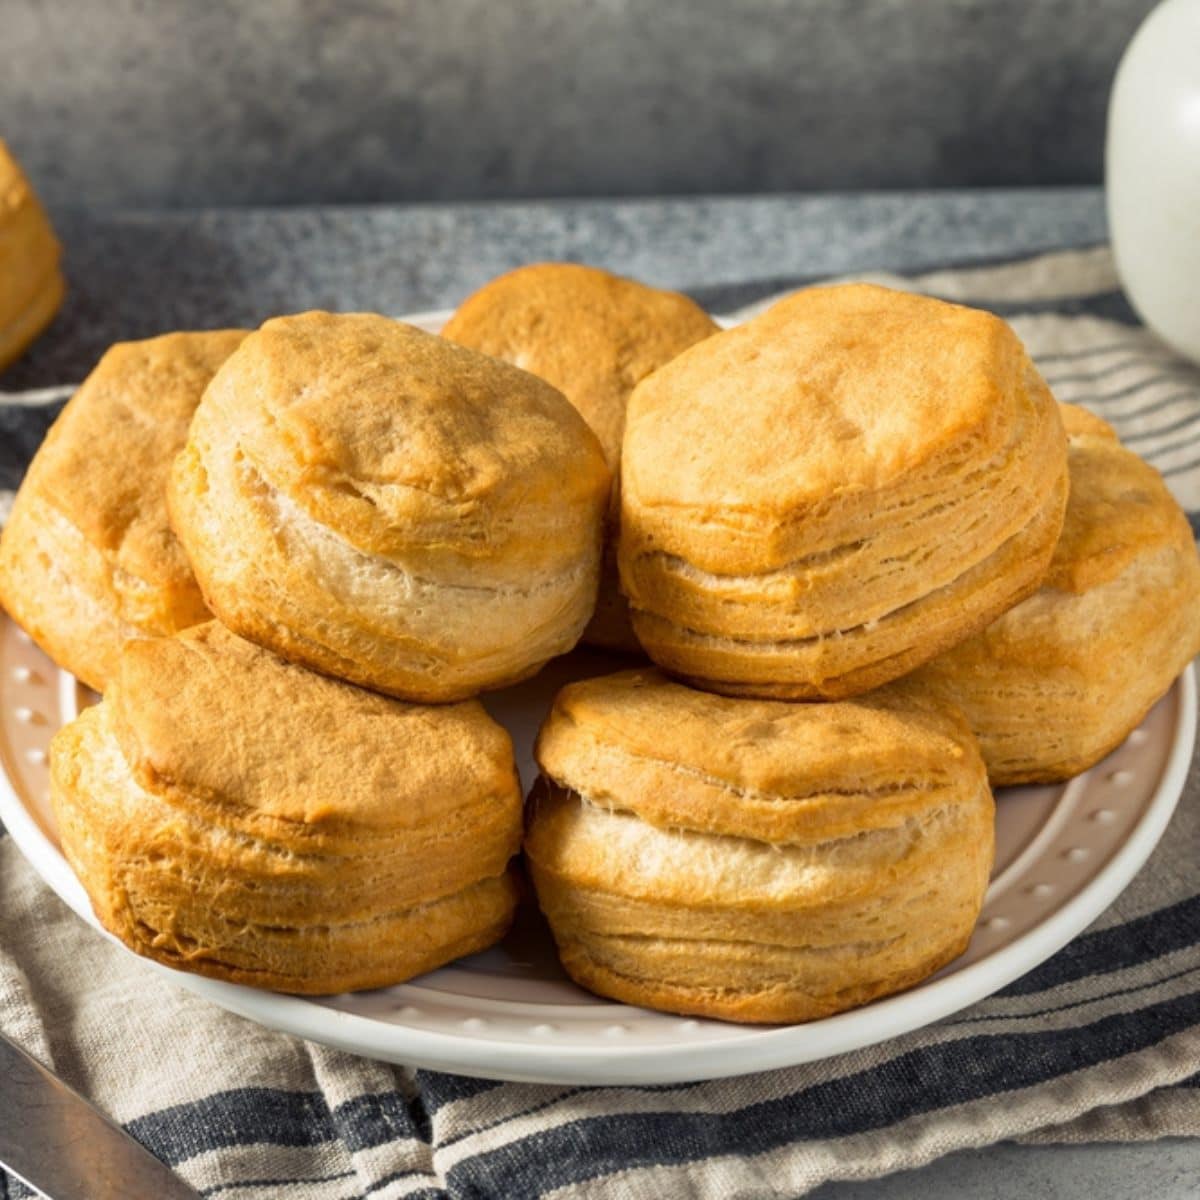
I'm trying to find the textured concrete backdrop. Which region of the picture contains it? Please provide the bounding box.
[6,0,1155,207]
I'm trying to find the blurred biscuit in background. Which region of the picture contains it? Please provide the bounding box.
[0,140,65,371]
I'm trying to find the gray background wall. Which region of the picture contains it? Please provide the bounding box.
[5,0,1156,208]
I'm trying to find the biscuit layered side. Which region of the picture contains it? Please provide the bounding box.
[170,312,611,702]
[620,284,1069,699]
[910,405,1200,784]
[50,624,524,993]
[443,263,719,654]
[0,330,246,690]
[526,670,994,1023]
[0,140,64,370]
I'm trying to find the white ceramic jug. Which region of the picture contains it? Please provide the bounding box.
[1106,0,1200,363]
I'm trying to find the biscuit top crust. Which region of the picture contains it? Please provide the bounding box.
[201,311,609,559]
[31,329,247,583]
[109,622,519,831]
[1046,403,1193,594]
[442,263,718,467]
[623,283,1043,514]
[535,668,984,844]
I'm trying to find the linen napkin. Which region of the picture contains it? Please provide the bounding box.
[1,246,1198,1200]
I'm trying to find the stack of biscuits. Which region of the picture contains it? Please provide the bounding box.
[3,261,1197,1022]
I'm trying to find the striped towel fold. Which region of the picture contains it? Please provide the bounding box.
[1,246,1198,1200]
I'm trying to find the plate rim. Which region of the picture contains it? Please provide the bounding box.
[1,653,1193,1085]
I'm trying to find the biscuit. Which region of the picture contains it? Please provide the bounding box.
[908,404,1200,784]
[50,622,523,993]
[619,283,1069,699]
[0,330,246,691]
[444,263,718,653]
[0,140,64,370]
[526,669,994,1023]
[169,312,610,702]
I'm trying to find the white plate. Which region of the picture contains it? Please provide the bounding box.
[1,614,1193,1085]
[0,307,1195,1085]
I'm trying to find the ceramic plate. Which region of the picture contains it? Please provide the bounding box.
[0,309,1195,1085]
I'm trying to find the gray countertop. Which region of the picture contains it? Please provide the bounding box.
[6,188,1105,388]
[3,187,1195,1199]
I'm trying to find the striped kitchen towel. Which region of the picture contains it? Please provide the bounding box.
[1,246,1198,1200]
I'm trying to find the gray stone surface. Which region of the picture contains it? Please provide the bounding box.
[812,1139,1200,1199]
[1,188,1106,388]
[6,0,1156,208]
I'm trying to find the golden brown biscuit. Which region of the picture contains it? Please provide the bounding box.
[169,311,610,703]
[443,264,718,475]
[0,330,246,691]
[908,403,1200,784]
[526,669,994,1023]
[619,283,1069,699]
[443,263,718,653]
[50,622,523,993]
[0,140,64,370]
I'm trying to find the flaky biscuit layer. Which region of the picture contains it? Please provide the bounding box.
[50,624,524,993]
[620,284,1069,699]
[444,264,718,654]
[170,312,610,701]
[527,670,993,1023]
[0,330,246,690]
[909,405,1200,783]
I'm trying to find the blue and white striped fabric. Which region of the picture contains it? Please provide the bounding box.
[1,247,1198,1199]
